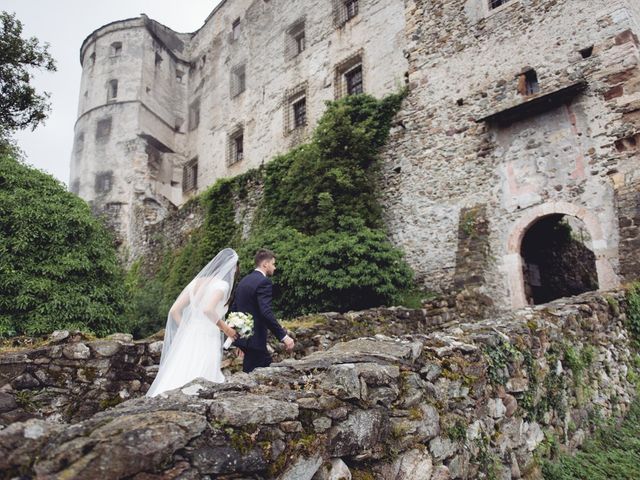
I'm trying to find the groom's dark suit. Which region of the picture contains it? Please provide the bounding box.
[231,270,288,373]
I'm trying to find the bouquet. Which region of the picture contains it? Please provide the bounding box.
[223,312,253,349]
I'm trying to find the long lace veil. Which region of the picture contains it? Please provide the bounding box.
[158,248,238,368]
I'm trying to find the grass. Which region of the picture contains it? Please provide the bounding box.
[542,398,640,479]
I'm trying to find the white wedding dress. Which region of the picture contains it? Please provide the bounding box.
[146,249,237,397]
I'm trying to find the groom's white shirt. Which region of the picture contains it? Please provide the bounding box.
[254,268,292,343]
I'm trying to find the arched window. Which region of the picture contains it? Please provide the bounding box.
[110,42,122,56]
[518,69,540,96]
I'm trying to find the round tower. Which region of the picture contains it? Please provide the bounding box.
[70,16,190,253]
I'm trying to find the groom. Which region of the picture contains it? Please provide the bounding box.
[231,249,295,373]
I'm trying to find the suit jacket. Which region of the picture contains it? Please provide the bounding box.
[231,270,287,352]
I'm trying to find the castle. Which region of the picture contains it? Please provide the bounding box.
[71,0,640,310]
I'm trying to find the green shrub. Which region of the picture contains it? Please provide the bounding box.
[238,220,413,317]
[127,91,414,330]
[0,154,125,337]
[626,283,640,350]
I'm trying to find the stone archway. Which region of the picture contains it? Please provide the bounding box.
[504,202,618,308]
[520,214,598,304]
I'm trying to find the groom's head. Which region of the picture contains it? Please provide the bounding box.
[255,249,276,276]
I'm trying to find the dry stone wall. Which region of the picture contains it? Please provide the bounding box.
[0,289,637,479]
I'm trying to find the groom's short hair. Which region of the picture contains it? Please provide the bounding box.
[255,248,276,266]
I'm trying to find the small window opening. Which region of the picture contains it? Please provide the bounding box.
[579,46,594,59]
[234,135,244,162]
[345,65,363,95]
[107,79,118,101]
[518,69,540,96]
[232,18,241,41]
[293,97,307,128]
[182,157,198,193]
[489,0,513,10]
[110,42,122,56]
[346,0,359,20]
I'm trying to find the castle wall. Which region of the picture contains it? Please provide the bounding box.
[183,0,408,194]
[72,0,640,301]
[73,0,409,261]
[380,0,640,307]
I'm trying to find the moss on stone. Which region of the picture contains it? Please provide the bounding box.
[98,395,122,411]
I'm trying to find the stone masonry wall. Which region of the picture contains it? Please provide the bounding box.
[380,0,640,307]
[72,0,409,257]
[1,289,637,479]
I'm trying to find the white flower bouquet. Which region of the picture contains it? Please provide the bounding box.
[223,312,254,349]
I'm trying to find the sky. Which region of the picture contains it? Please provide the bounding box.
[4,0,223,186]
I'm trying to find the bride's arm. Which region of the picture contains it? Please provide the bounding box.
[204,290,237,339]
[169,289,190,325]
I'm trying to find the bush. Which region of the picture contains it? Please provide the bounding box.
[238,220,413,317]
[127,91,414,333]
[0,153,126,336]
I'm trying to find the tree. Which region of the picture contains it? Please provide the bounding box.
[0,153,126,337]
[0,11,56,142]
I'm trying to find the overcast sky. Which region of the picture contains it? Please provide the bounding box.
[5,1,223,186]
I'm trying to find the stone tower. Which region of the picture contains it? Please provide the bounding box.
[70,0,408,256]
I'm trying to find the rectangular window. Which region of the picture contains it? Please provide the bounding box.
[188,99,200,131]
[296,31,306,54]
[345,65,363,95]
[234,135,244,162]
[335,52,363,98]
[232,18,241,41]
[518,69,540,96]
[346,0,359,20]
[227,127,244,165]
[286,20,306,59]
[293,97,307,129]
[334,0,359,26]
[95,171,113,193]
[182,157,198,193]
[107,79,118,102]
[489,0,513,9]
[96,117,112,140]
[231,64,246,97]
[283,83,308,134]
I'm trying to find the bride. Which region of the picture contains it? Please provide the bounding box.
[146,248,240,397]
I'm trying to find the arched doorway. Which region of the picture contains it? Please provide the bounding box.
[504,201,618,308]
[520,214,598,304]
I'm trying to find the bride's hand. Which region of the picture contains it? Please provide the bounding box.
[224,325,238,340]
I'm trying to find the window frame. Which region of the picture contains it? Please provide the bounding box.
[182,157,198,194]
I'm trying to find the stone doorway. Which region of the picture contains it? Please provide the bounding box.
[504,201,618,309]
[520,214,598,304]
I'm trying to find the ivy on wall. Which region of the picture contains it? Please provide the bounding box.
[125,91,414,337]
